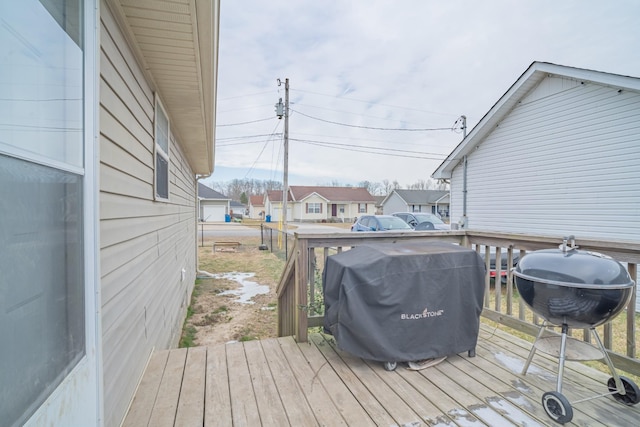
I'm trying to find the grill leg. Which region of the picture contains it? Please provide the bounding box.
[592,328,625,394]
[522,321,548,375]
[556,324,569,394]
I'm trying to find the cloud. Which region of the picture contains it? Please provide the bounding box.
[213,0,640,187]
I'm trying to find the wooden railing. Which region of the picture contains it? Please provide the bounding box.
[276,230,640,375]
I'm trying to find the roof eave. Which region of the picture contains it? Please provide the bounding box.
[432,61,640,179]
[107,0,220,175]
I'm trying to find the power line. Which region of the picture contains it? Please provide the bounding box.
[217,133,281,141]
[293,88,460,118]
[290,108,453,132]
[299,140,444,160]
[290,138,447,160]
[243,120,282,180]
[217,140,275,147]
[293,102,433,128]
[218,90,275,101]
[216,117,274,127]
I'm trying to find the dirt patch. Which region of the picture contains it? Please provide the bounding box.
[181,236,286,346]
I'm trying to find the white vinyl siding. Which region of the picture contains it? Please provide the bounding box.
[449,76,640,241]
[381,193,407,214]
[100,5,197,427]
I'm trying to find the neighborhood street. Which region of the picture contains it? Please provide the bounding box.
[198,221,352,239]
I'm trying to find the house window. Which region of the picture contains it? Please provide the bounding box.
[339,205,345,213]
[0,1,86,424]
[307,202,322,213]
[155,99,170,200]
[358,203,366,213]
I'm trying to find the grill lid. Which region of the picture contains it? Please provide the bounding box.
[513,238,634,290]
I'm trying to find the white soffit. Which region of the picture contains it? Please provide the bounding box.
[109,0,219,174]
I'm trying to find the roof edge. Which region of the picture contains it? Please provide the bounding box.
[431,61,640,179]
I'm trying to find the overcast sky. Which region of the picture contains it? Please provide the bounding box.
[207,0,640,189]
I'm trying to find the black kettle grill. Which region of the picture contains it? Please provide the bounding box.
[513,236,639,424]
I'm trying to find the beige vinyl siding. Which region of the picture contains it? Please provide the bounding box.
[449,76,640,240]
[300,195,326,221]
[100,5,197,427]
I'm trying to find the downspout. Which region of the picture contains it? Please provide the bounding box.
[195,174,211,276]
[461,155,468,228]
[460,116,468,229]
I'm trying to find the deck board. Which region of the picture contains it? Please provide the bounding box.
[203,344,231,427]
[260,338,319,426]
[226,340,261,425]
[123,324,640,426]
[277,337,349,426]
[149,347,187,427]
[296,335,377,426]
[243,340,289,426]
[309,333,398,425]
[175,347,206,426]
[122,349,169,427]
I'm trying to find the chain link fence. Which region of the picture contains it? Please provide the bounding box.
[259,223,294,260]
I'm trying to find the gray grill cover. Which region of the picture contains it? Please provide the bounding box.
[323,241,485,362]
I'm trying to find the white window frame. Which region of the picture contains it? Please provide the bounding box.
[154,96,170,201]
[308,202,321,214]
[1,2,101,424]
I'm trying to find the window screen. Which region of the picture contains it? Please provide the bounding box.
[155,102,170,199]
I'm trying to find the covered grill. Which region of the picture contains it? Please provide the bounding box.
[513,236,639,424]
[322,241,485,370]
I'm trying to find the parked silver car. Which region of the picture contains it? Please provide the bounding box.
[391,212,450,230]
[351,215,413,232]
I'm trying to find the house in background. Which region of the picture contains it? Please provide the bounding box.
[0,1,219,426]
[381,189,450,218]
[433,61,640,241]
[264,186,376,222]
[230,200,246,218]
[265,189,293,222]
[198,182,230,222]
[373,195,386,214]
[288,186,377,222]
[248,194,266,219]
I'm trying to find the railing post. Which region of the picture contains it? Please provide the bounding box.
[506,246,514,315]
[295,238,309,342]
[494,247,502,312]
[484,246,491,307]
[308,247,316,315]
[628,263,637,358]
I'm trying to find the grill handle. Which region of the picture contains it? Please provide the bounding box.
[560,235,578,253]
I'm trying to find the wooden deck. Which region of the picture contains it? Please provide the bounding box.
[122,324,640,426]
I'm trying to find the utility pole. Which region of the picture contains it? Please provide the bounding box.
[275,78,289,236]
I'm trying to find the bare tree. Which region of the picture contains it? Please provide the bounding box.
[207,178,283,200]
[357,180,382,195]
[382,179,392,195]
